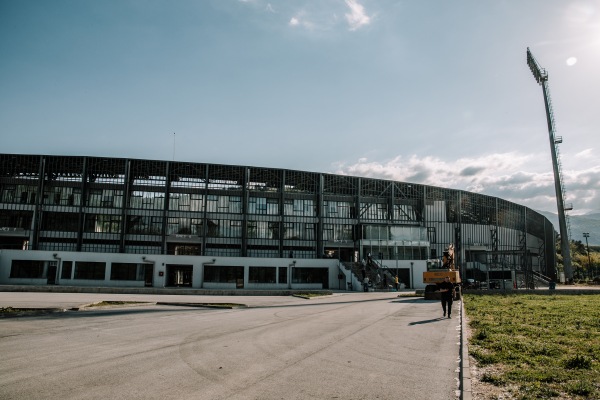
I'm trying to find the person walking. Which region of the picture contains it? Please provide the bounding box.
[439,276,455,318]
[394,275,399,291]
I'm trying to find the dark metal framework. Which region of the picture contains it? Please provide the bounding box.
[0,154,557,278]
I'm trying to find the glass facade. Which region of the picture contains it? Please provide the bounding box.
[0,154,557,278]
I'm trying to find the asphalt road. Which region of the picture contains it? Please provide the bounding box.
[0,293,460,400]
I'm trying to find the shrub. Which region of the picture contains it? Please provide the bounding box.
[563,354,592,370]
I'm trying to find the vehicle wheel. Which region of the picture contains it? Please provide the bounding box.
[454,286,462,300]
[424,284,438,293]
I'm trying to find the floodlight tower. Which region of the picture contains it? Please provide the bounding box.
[526,47,573,281]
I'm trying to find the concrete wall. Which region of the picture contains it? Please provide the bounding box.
[0,250,340,290]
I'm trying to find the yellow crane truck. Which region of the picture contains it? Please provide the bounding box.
[423,244,461,300]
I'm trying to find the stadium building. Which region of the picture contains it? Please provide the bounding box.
[0,154,556,291]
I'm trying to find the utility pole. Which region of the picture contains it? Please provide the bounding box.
[583,233,591,279]
[526,48,573,282]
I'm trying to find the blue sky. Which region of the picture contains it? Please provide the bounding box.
[1,0,599,216]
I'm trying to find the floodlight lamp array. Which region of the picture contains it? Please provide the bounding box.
[527,47,547,84]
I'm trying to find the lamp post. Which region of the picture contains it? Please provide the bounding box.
[583,233,592,280]
[410,261,414,289]
[527,48,573,281]
[395,241,398,279]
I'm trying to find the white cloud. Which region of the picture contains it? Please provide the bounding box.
[344,0,371,31]
[265,3,275,13]
[575,148,593,158]
[289,17,299,26]
[566,57,578,66]
[332,152,600,214]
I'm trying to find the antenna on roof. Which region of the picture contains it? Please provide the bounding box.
[172,132,176,161]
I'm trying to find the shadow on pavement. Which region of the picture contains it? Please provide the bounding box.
[408,317,446,326]
[390,298,436,304]
[4,306,220,320]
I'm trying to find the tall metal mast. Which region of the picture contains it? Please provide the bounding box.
[526,47,573,281]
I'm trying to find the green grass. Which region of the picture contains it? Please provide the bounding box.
[464,294,600,399]
[0,307,19,313]
[292,291,333,298]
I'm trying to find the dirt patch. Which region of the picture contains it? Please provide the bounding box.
[466,317,517,400]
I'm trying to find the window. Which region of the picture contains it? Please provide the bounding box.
[207,219,220,237]
[43,187,82,206]
[127,216,163,235]
[248,197,267,214]
[247,221,279,239]
[173,245,200,255]
[190,194,203,212]
[267,198,278,215]
[169,193,202,211]
[249,267,276,283]
[323,224,334,241]
[203,265,243,283]
[361,202,387,220]
[338,202,351,218]
[1,185,15,203]
[129,191,164,210]
[42,212,79,232]
[10,260,45,278]
[278,267,287,284]
[247,221,257,238]
[230,220,242,238]
[88,189,103,207]
[110,262,143,281]
[284,222,301,240]
[191,218,203,235]
[292,267,328,285]
[74,262,106,280]
[167,217,191,235]
[85,214,121,233]
[427,227,436,244]
[324,201,336,216]
[61,261,72,279]
[206,195,218,212]
[323,224,350,241]
[284,199,316,217]
[269,222,280,239]
[282,222,315,241]
[169,193,183,210]
[229,196,241,213]
[305,223,316,240]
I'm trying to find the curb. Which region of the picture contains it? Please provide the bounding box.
[460,300,472,400]
[156,302,246,309]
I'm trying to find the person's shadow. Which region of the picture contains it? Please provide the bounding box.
[408,317,447,326]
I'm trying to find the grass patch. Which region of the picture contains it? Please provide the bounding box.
[292,291,332,299]
[397,292,423,298]
[465,294,600,399]
[1,306,62,317]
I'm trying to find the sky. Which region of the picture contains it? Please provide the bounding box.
[1,0,599,217]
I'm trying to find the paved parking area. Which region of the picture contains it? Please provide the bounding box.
[0,290,462,400]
